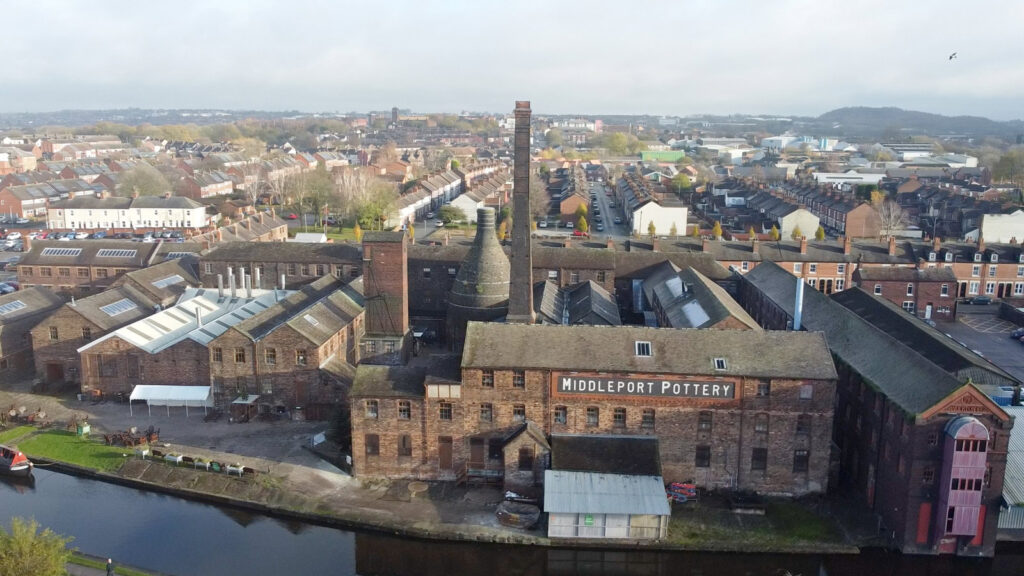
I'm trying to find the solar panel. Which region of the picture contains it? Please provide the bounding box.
[164,252,194,259]
[40,248,82,257]
[0,300,26,316]
[99,298,138,316]
[152,274,184,289]
[304,314,319,326]
[97,249,137,258]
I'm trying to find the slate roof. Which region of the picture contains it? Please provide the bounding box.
[65,284,159,331]
[231,275,345,342]
[351,365,426,397]
[462,321,835,380]
[642,262,759,330]
[203,241,362,264]
[109,256,200,307]
[742,261,967,415]
[533,280,621,326]
[50,196,132,210]
[0,287,65,356]
[130,196,203,209]
[17,240,161,268]
[551,435,662,476]
[853,267,957,282]
[831,288,1018,388]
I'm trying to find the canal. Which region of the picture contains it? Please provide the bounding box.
[0,470,1021,576]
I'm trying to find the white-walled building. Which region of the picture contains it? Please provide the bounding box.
[47,192,210,230]
[968,210,1024,243]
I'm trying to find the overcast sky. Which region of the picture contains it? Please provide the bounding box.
[4,0,1023,120]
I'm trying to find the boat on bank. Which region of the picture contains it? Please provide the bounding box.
[0,445,33,477]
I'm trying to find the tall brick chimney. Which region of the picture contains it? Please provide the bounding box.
[932,236,941,252]
[842,235,851,256]
[361,231,410,365]
[888,236,896,256]
[799,236,808,255]
[977,235,985,255]
[507,100,535,324]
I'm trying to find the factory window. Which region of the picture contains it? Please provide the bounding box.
[698,411,712,432]
[756,380,770,397]
[570,271,579,283]
[316,265,325,276]
[513,371,525,388]
[422,268,431,279]
[480,403,493,422]
[204,263,213,275]
[384,341,395,354]
[597,271,606,282]
[40,267,52,277]
[212,348,222,362]
[398,435,412,458]
[265,348,277,365]
[81,327,92,341]
[448,267,457,277]
[874,284,882,295]
[234,348,246,363]
[481,370,494,387]
[547,270,558,281]
[635,341,652,357]
[49,327,59,341]
[295,349,308,366]
[799,384,813,400]
[754,413,770,434]
[513,404,525,421]
[77,268,89,278]
[793,450,810,473]
[554,406,567,425]
[906,283,914,296]
[488,439,503,460]
[695,445,711,468]
[751,448,767,471]
[713,357,727,371]
[398,400,411,420]
[586,407,599,427]
[364,434,379,456]
[793,263,802,274]
[365,400,379,419]
[439,402,453,421]
[301,265,310,276]
[365,340,377,354]
[613,408,626,428]
[58,267,70,277]
[641,409,655,429]
[928,432,938,446]
[796,414,811,435]
[518,447,533,472]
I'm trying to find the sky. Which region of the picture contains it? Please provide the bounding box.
[4,0,1024,120]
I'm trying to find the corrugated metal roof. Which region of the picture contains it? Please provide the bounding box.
[543,470,670,516]
[1002,406,1024,508]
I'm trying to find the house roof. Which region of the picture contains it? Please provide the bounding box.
[742,261,967,415]
[642,262,759,330]
[853,267,957,282]
[0,287,65,356]
[534,280,621,326]
[461,321,835,380]
[17,240,161,268]
[202,241,362,264]
[351,364,426,398]
[543,470,670,516]
[551,435,662,476]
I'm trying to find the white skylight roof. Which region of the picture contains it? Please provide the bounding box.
[41,248,82,257]
[99,298,138,316]
[97,249,137,258]
[0,300,26,316]
[152,274,184,289]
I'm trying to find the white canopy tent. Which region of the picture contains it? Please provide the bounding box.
[129,385,213,417]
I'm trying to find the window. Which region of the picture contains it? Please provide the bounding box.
[991,253,999,263]
[928,432,938,446]
[481,370,494,387]
[21,267,32,276]
[512,370,525,388]
[695,445,711,468]
[439,402,452,421]
[82,327,92,341]
[756,380,770,397]
[480,403,493,422]
[570,271,579,283]
[613,407,626,428]
[806,278,816,289]
[365,400,379,419]
[513,404,525,421]
[213,348,222,362]
[488,439,503,460]
[554,405,567,424]
[985,282,995,295]
[364,434,379,456]
[265,348,277,365]
[808,263,817,274]
[902,301,915,313]
[837,263,846,274]
[1017,283,1024,296]
[793,262,802,274]
[751,448,767,471]
[398,435,412,457]
[741,261,749,272]
[906,283,914,296]
[796,414,811,435]
[597,271,606,282]
[77,268,89,278]
[799,384,813,400]
[942,284,950,297]
[793,449,810,473]
[928,251,936,262]
[422,268,431,279]
[635,341,652,357]
[698,411,712,431]
[398,400,411,420]
[287,264,297,276]
[96,269,108,278]
[384,340,395,354]
[586,407,599,427]
[1018,265,1024,278]
[974,253,982,263]
[316,264,325,276]
[835,279,845,291]
[300,265,310,276]
[295,349,307,366]
[447,267,457,277]
[945,252,954,262]
[755,413,769,433]
[364,340,377,354]
[547,270,558,280]
[642,409,655,429]
[234,348,246,363]
[969,281,979,295]
[40,267,52,277]
[713,357,728,371]
[921,465,934,484]
[58,267,70,277]
[873,284,882,295]
[972,264,980,277]
[518,447,533,471]
[49,327,59,341]
[987,264,997,276]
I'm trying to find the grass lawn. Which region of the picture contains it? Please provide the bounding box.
[666,497,844,550]
[0,425,36,444]
[69,553,152,576]
[18,430,129,473]
[292,225,359,242]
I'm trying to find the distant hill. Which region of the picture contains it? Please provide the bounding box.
[810,106,1024,140]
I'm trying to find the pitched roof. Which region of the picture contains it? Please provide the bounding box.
[534,280,621,326]
[203,241,362,264]
[853,267,957,282]
[351,365,425,397]
[742,261,967,415]
[551,435,662,476]
[461,321,835,380]
[0,287,65,356]
[17,240,161,268]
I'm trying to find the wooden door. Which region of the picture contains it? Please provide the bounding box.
[438,436,453,471]
[45,363,64,383]
[469,437,484,468]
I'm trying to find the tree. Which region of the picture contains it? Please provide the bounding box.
[748,226,757,239]
[769,225,780,241]
[577,215,589,233]
[438,205,465,225]
[292,166,333,226]
[575,204,588,219]
[870,189,887,206]
[670,222,678,237]
[647,221,656,237]
[791,225,803,240]
[450,159,460,171]
[0,517,74,576]
[815,225,826,240]
[691,224,701,238]
[353,222,363,243]
[497,220,508,241]
[407,224,415,243]
[671,173,691,195]
[876,199,909,237]
[115,163,171,197]
[546,128,564,148]
[711,221,723,239]
[231,137,267,161]
[529,176,550,222]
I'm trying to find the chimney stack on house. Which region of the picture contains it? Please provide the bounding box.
[888,236,897,256]
[701,238,710,252]
[217,274,224,299]
[652,237,660,252]
[799,236,808,255]
[933,236,942,252]
[978,235,986,254]
[507,100,535,325]
[254,267,261,290]
[244,273,252,299]
[229,273,236,299]
[842,235,851,256]
[607,237,615,250]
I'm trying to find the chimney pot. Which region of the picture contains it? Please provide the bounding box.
[217,274,224,298]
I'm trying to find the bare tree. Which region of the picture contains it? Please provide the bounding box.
[238,161,263,206]
[529,175,550,222]
[876,199,909,237]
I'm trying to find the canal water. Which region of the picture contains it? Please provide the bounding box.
[0,470,1021,576]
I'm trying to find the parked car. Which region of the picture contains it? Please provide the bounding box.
[967,296,993,305]
[74,232,89,239]
[169,231,183,239]
[91,230,107,239]
[613,217,623,225]
[538,221,548,228]
[325,216,338,225]
[595,224,605,232]
[286,213,298,220]
[572,229,589,237]
[0,283,15,294]
[434,220,445,228]
[14,218,28,224]
[5,232,21,240]
[565,221,573,229]
[1011,327,1024,339]
[425,212,435,219]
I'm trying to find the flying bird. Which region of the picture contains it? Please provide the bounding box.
[949,52,958,60]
